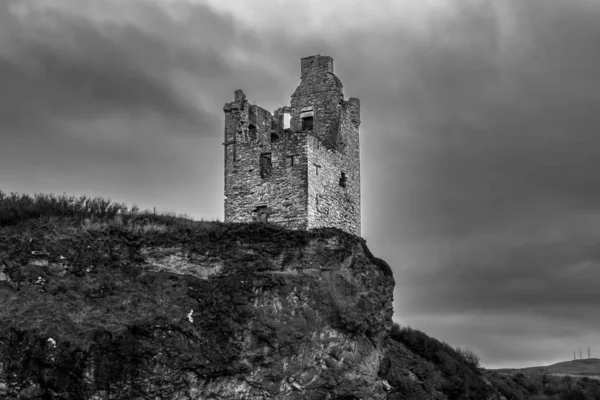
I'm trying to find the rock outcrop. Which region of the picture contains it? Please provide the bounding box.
[0,218,395,399]
[0,195,587,400]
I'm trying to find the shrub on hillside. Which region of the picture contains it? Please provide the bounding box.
[456,347,481,371]
[0,192,205,233]
[513,372,543,395]
[389,324,495,400]
[390,325,481,375]
[0,192,127,225]
[560,388,589,400]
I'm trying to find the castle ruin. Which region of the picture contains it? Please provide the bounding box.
[223,55,361,236]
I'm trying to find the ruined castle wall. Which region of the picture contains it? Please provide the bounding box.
[290,56,345,150]
[223,55,361,236]
[306,100,360,236]
[224,94,309,229]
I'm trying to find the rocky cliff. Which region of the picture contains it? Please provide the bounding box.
[0,195,582,400]
[0,215,396,399]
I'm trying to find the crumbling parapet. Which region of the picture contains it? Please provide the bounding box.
[300,54,334,78]
[223,55,361,236]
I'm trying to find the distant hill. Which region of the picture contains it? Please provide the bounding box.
[494,358,600,377]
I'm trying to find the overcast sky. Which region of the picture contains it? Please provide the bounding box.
[3,0,600,369]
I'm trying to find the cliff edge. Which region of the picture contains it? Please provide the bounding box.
[0,212,394,399]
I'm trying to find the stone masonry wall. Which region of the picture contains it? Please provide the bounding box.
[290,55,344,151]
[307,99,360,236]
[223,55,361,236]
[224,91,309,229]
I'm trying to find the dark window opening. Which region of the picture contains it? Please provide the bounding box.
[260,153,272,179]
[248,124,257,140]
[271,132,279,142]
[339,172,347,188]
[287,155,296,167]
[253,206,269,223]
[302,116,313,131]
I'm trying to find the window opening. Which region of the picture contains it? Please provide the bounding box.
[271,132,279,142]
[302,116,313,131]
[287,155,296,167]
[339,172,347,188]
[260,153,272,179]
[283,112,291,130]
[314,164,321,176]
[248,124,257,140]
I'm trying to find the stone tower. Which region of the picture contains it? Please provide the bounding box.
[223,54,361,236]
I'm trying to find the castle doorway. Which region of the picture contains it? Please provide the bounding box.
[253,206,269,223]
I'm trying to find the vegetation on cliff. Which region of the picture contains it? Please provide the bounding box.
[0,192,394,399]
[381,324,600,400]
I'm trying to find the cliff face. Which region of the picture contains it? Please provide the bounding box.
[0,196,569,400]
[0,218,394,399]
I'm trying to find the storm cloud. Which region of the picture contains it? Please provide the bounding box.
[2,0,600,368]
[362,0,600,368]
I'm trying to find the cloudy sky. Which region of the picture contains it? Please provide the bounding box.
[3,0,600,369]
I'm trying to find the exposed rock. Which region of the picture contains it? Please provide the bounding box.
[0,203,560,399]
[0,221,394,399]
